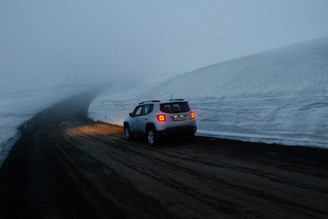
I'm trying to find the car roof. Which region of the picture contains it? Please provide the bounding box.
[138,99,187,105]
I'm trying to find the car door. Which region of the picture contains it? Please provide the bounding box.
[129,105,143,132]
[138,104,153,133]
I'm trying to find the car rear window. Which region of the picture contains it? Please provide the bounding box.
[160,102,190,113]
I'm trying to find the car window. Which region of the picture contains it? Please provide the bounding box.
[160,102,190,113]
[134,106,143,116]
[142,104,153,115]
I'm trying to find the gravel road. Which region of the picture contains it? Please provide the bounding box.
[0,88,327,219]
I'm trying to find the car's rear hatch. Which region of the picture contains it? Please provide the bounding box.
[159,102,195,126]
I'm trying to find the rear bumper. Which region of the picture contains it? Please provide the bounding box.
[157,125,197,136]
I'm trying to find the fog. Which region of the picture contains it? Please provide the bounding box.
[1,0,328,93]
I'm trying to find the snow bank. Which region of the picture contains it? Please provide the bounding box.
[89,37,328,148]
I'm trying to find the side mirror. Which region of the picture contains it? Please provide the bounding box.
[129,112,134,117]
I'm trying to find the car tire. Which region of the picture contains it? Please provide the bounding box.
[124,125,133,140]
[147,128,158,145]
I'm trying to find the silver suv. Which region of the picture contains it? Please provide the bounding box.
[123,99,197,145]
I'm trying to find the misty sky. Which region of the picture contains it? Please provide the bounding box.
[1,0,328,93]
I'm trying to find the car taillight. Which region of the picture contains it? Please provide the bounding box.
[190,111,195,119]
[157,114,166,122]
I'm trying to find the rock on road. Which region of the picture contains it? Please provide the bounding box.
[0,88,328,219]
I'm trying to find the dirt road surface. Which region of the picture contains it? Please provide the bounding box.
[0,88,328,219]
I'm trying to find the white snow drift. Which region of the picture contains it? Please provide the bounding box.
[89,37,328,148]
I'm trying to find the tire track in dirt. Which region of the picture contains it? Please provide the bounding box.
[57,120,328,218]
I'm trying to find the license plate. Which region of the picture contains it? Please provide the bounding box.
[173,115,186,121]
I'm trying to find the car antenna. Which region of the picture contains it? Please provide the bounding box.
[170,94,173,101]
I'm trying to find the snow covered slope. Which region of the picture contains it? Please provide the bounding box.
[89,37,328,148]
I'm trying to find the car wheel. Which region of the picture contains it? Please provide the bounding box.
[147,129,158,145]
[124,125,133,140]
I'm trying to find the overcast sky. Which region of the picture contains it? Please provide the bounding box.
[1,0,328,92]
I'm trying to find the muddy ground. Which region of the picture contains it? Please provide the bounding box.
[0,89,327,219]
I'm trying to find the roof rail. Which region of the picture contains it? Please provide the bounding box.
[170,99,185,101]
[138,100,160,105]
